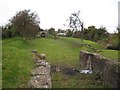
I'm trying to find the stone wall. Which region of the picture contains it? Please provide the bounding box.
[28,50,52,88]
[80,50,120,88]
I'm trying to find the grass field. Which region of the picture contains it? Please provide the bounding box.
[2,37,119,88]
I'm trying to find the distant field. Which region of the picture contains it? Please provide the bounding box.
[2,37,119,88]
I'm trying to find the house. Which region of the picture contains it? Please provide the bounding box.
[57,32,66,36]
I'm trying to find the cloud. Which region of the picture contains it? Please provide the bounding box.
[0,0,119,33]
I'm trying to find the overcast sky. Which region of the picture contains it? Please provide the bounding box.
[0,0,119,33]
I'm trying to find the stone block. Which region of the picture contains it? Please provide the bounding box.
[80,50,120,88]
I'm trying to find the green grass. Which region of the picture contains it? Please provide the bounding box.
[28,37,82,67]
[2,38,34,88]
[51,72,111,88]
[99,50,119,61]
[2,37,119,88]
[63,37,104,49]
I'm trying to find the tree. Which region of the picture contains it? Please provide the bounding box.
[66,29,73,37]
[2,23,14,38]
[72,31,81,38]
[68,10,84,42]
[58,29,64,33]
[48,27,55,36]
[87,26,96,41]
[82,26,109,42]
[106,28,120,50]
[10,9,40,40]
[96,26,109,41]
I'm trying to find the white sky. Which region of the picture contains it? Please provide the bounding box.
[0,0,119,33]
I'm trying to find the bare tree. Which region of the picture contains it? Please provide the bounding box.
[68,10,84,42]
